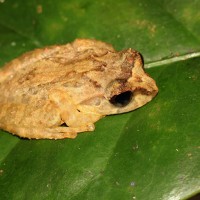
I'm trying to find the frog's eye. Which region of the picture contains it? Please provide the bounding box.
[109,91,133,107]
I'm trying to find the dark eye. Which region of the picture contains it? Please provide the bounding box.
[109,91,133,107]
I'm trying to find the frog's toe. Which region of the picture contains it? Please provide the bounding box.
[4,124,96,139]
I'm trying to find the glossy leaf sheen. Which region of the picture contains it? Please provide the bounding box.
[0,1,200,199]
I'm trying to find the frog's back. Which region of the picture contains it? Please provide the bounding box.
[0,39,114,82]
[0,39,115,103]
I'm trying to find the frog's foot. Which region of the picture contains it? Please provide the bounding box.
[49,89,102,127]
[3,124,95,139]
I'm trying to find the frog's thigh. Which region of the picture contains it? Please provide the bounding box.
[10,125,94,139]
[49,90,101,127]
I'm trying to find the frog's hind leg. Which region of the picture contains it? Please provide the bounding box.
[4,125,95,139]
[13,127,77,139]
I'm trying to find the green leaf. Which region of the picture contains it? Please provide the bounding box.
[0,0,200,199]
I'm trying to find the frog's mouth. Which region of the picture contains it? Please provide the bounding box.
[109,91,133,107]
[105,76,158,114]
[108,86,158,114]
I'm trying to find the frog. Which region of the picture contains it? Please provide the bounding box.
[0,39,158,139]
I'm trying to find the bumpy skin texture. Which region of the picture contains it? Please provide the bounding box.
[0,39,158,139]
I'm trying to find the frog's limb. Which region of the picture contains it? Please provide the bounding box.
[0,101,96,139]
[49,89,102,128]
[1,125,95,139]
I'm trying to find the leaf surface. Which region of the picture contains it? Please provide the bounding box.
[0,0,200,199]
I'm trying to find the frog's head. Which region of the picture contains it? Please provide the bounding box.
[78,49,158,115]
[103,49,158,114]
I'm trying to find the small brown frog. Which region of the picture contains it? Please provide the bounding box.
[0,39,158,139]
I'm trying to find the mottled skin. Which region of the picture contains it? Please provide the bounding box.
[0,39,158,139]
